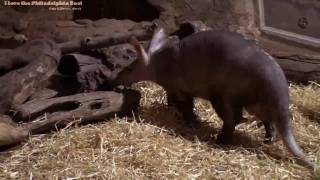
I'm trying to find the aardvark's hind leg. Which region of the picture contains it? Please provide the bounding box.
[167,92,201,129]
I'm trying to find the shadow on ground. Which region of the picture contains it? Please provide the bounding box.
[138,103,294,164]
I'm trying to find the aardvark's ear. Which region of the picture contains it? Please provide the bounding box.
[129,36,150,66]
[148,28,167,55]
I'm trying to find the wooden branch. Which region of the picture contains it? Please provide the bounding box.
[58,53,112,92]
[15,89,140,134]
[0,89,140,146]
[272,52,320,83]
[58,30,153,54]
[0,39,59,76]
[0,40,61,114]
[28,88,59,102]
[0,115,29,146]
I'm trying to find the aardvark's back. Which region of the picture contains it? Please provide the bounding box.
[175,30,286,99]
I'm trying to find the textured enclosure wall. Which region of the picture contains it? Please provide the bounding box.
[0,0,260,39]
[160,0,260,37]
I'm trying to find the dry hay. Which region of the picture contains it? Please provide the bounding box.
[290,82,320,123]
[0,82,319,179]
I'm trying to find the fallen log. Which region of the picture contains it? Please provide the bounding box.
[0,29,151,113]
[0,115,29,147]
[58,29,153,54]
[0,29,151,76]
[0,39,61,114]
[272,52,320,83]
[58,53,113,92]
[0,89,140,147]
[28,88,59,102]
[0,34,28,49]
[57,44,137,92]
[15,89,141,134]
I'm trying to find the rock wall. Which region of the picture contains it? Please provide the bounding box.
[164,0,260,37]
[0,0,260,41]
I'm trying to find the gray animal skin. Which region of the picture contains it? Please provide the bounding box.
[113,28,314,169]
